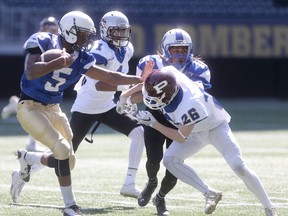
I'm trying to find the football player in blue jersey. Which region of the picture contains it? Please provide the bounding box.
[70,11,144,199]
[136,67,277,216]
[2,16,59,152]
[117,28,212,216]
[10,11,150,216]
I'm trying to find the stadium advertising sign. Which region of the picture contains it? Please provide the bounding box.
[131,20,288,58]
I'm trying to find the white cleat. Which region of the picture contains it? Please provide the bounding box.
[204,189,222,214]
[10,170,25,203]
[1,95,19,119]
[265,207,277,216]
[17,149,31,182]
[120,183,141,199]
[63,204,82,216]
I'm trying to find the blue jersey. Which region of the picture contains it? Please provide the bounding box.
[136,55,211,90]
[20,32,95,104]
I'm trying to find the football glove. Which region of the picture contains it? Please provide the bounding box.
[126,98,138,116]
[116,95,127,114]
[116,96,138,116]
[136,110,156,127]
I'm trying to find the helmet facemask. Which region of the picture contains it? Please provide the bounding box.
[166,45,192,70]
[106,25,131,47]
[70,25,96,51]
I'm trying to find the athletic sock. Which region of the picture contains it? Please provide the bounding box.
[148,177,158,185]
[157,191,166,199]
[60,185,76,208]
[124,167,137,185]
[24,152,43,165]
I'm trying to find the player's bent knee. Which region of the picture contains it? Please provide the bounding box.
[53,138,71,160]
[129,126,144,139]
[234,164,248,177]
[69,154,76,170]
[163,155,175,169]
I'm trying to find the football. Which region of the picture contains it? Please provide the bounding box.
[38,49,63,62]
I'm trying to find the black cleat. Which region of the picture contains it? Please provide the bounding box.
[152,195,169,216]
[138,179,158,207]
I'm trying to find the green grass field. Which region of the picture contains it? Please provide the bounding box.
[0,99,287,216]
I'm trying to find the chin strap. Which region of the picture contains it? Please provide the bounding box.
[84,121,101,144]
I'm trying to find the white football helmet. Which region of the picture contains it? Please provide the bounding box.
[100,11,131,47]
[143,67,179,110]
[59,11,96,51]
[161,28,193,70]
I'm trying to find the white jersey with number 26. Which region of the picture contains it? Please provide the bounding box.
[161,66,231,133]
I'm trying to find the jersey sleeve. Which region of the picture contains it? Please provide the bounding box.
[184,59,212,90]
[136,56,149,76]
[23,32,57,54]
[136,55,162,76]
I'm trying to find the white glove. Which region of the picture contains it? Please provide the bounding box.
[116,95,128,114]
[126,98,138,116]
[116,96,138,116]
[136,110,156,127]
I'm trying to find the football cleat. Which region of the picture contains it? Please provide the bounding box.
[265,207,277,216]
[120,183,141,199]
[152,195,169,216]
[63,204,82,216]
[1,95,19,119]
[10,170,26,203]
[204,189,222,214]
[138,180,158,207]
[17,149,31,182]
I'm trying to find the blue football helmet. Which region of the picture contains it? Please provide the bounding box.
[161,28,193,70]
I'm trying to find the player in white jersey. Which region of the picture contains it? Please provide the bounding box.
[70,11,144,199]
[117,28,212,216]
[136,66,277,216]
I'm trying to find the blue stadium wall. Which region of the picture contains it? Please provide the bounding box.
[1,7,288,99]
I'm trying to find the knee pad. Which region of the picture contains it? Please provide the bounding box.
[69,154,76,170]
[53,138,71,160]
[234,164,248,177]
[54,158,70,177]
[163,155,174,170]
[129,126,144,140]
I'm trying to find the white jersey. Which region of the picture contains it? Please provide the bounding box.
[161,66,231,133]
[71,39,134,114]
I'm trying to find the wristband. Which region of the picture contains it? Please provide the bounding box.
[117,85,130,91]
[178,129,188,140]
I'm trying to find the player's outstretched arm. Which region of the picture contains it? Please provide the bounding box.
[86,65,144,86]
[86,59,154,86]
